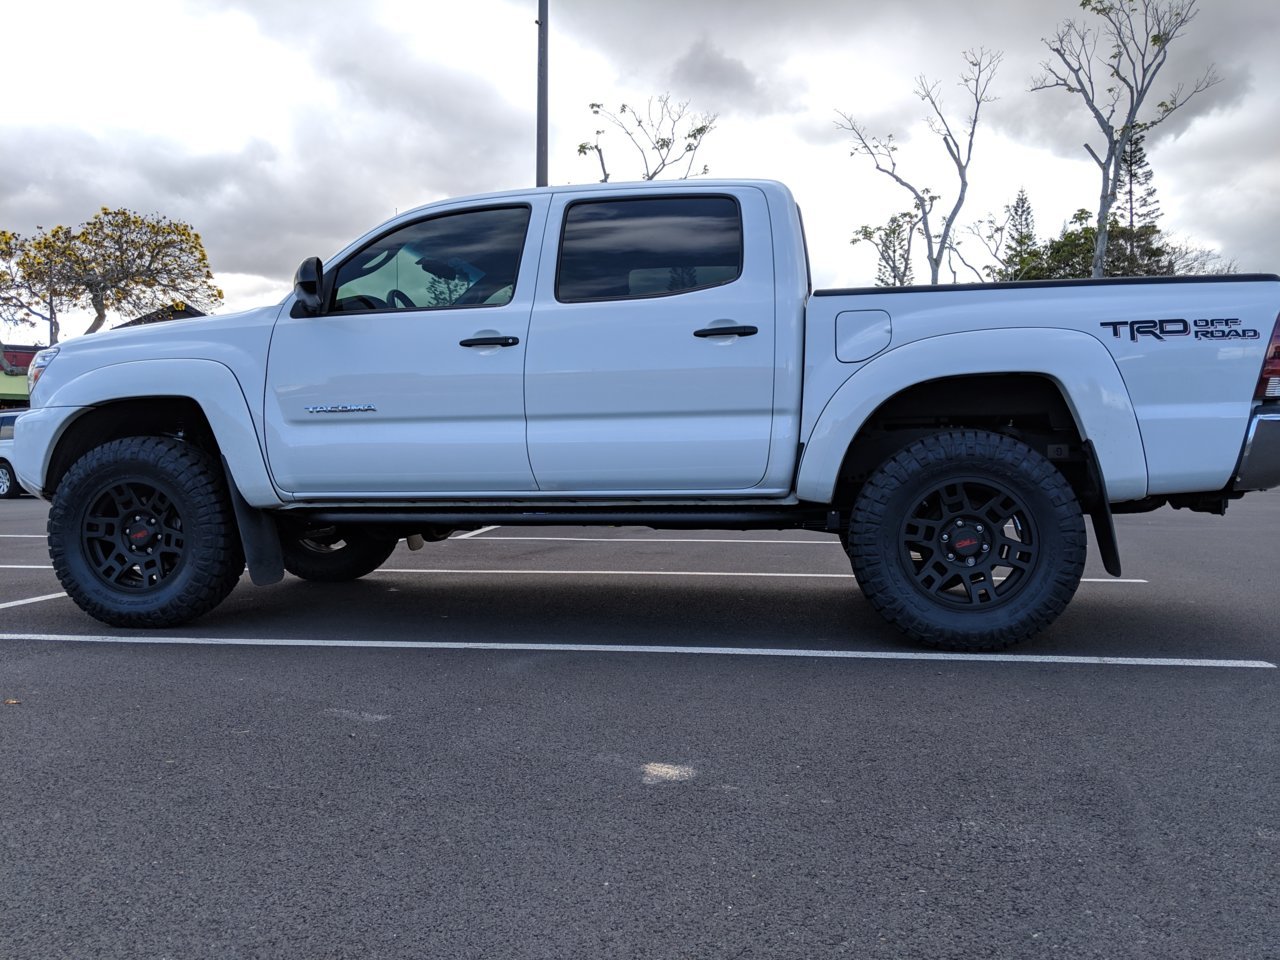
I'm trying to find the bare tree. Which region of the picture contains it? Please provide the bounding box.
[1164,239,1237,275]
[837,48,1002,285]
[1031,0,1219,277]
[577,94,717,183]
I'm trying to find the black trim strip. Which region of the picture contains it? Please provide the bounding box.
[813,274,1280,297]
[304,507,826,530]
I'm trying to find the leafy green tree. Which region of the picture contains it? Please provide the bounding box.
[577,94,717,182]
[964,189,1047,281]
[852,212,917,287]
[1039,209,1099,279]
[1107,134,1169,276]
[998,189,1045,279]
[1,209,222,343]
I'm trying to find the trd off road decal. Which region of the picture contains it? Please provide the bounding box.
[1099,318,1261,342]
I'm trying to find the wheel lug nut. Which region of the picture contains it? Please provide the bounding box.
[975,524,983,533]
[941,534,950,543]
[981,544,989,553]
[146,547,153,554]
[965,557,976,566]
[947,553,955,561]
[956,520,964,527]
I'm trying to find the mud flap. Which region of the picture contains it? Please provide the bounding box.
[221,457,284,586]
[1083,440,1122,577]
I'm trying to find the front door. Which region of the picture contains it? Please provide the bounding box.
[265,199,547,496]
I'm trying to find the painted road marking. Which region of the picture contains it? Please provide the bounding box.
[451,526,500,539]
[0,534,45,539]
[0,562,1147,583]
[463,535,840,544]
[0,593,66,610]
[376,568,1147,583]
[0,633,1270,668]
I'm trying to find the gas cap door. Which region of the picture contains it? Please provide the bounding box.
[835,309,892,363]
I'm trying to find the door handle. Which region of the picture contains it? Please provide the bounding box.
[459,335,520,347]
[693,325,758,338]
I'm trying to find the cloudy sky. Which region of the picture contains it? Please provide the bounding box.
[2,0,1274,341]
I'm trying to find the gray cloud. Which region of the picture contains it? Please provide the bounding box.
[4,0,1274,300]
[669,37,801,116]
[1,0,533,285]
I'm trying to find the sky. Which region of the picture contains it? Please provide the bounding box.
[2,0,1275,342]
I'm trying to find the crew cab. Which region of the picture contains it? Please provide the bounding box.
[13,179,1280,649]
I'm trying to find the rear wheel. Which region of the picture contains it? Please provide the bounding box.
[847,429,1086,650]
[49,437,245,627]
[281,527,399,582]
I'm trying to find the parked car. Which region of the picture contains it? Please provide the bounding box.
[0,408,29,498]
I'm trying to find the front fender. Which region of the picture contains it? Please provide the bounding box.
[795,328,1148,504]
[32,358,281,506]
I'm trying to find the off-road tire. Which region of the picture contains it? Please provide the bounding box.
[0,460,19,499]
[847,429,1086,651]
[49,437,245,627]
[281,530,399,582]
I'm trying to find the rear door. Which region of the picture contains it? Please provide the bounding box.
[524,188,777,492]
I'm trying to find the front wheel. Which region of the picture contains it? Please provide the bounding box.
[847,429,1086,650]
[49,437,245,627]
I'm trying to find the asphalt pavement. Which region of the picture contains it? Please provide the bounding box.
[2,493,1277,959]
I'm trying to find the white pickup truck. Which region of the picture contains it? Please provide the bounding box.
[13,179,1280,649]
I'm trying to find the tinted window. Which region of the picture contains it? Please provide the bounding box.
[331,206,531,313]
[557,196,742,302]
[0,416,15,441]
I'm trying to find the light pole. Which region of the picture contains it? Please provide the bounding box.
[536,0,548,187]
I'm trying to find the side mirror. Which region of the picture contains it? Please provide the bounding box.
[292,257,325,316]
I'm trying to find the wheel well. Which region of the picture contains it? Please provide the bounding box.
[45,398,220,495]
[832,374,1097,509]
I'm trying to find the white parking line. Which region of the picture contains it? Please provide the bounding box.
[376,568,1146,583]
[0,562,1147,583]
[0,534,45,538]
[0,593,66,610]
[451,525,500,539]
[0,632,1270,668]
[464,535,839,545]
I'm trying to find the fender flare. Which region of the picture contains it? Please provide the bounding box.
[795,328,1148,504]
[44,358,281,507]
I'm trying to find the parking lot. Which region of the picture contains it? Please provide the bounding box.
[3,493,1278,958]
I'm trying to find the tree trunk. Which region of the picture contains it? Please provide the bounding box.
[82,293,108,336]
[1091,171,1115,279]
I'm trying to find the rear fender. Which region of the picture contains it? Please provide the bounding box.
[796,328,1148,503]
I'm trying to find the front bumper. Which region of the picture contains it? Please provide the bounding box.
[1234,409,1280,492]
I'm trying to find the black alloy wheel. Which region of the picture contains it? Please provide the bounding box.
[49,437,244,627]
[847,429,1086,650]
[898,477,1040,609]
[80,480,189,591]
